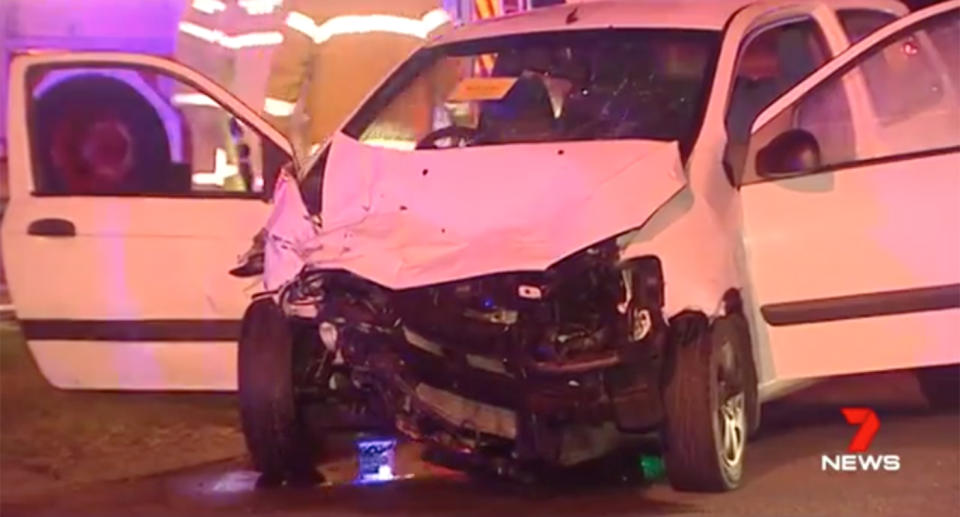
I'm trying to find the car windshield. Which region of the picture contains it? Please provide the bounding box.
[343,29,720,152]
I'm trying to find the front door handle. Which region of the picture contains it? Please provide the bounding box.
[28,218,76,237]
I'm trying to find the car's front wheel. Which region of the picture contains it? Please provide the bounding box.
[238,298,318,487]
[662,315,752,492]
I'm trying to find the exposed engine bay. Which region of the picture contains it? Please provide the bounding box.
[278,241,672,471]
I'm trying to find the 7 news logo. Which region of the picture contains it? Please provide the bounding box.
[821,408,901,472]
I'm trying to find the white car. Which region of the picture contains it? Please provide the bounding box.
[249,0,959,490]
[4,0,958,491]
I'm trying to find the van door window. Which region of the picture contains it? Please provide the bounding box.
[27,66,287,197]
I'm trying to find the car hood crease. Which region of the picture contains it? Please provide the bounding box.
[265,132,688,290]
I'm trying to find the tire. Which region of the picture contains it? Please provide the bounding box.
[33,76,179,194]
[729,315,761,436]
[662,316,750,492]
[916,364,960,410]
[238,298,316,486]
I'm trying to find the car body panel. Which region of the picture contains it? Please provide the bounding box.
[431,0,907,44]
[2,52,291,390]
[627,0,906,385]
[740,0,960,381]
[10,0,946,393]
[742,153,960,380]
[264,133,686,290]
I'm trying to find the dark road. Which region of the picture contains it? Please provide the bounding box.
[3,371,958,517]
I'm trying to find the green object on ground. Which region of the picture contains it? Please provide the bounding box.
[639,454,666,481]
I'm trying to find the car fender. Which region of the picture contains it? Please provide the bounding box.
[619,186,741,320]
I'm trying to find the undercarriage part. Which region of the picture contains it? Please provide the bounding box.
[916,364,960,410]
[280,249,671,468]
[415,383,518,439]
[420,445,538,484]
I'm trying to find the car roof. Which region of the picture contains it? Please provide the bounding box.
[429,0,908,46]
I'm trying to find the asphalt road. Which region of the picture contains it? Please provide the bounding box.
[2,370,957,517]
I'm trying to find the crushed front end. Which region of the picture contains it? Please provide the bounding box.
[281,242,669,469]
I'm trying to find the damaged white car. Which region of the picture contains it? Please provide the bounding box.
[239,0,960,491]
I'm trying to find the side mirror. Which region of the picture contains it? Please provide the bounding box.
[755,129,822,178]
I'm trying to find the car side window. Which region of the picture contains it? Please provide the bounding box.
[927,10,960,98]
[838,10,898,43]
[725,19,831,172]
[27,65,287,197]
[742,9,960,184]
[857,22,950,124]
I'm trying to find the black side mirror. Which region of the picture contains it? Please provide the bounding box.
[755,129,822,178]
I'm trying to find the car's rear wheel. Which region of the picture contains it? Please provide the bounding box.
[916,364,960,410]
[238,298,319,487]
[662,315,752,492]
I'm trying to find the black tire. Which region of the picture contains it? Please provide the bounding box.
[729,315,761,436]
[916,364,960,410]
[33,75,179,194]
[662,316,750,492]
[238,298,316,485]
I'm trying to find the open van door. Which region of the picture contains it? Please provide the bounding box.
[736,1,960,382]
[1,52,294,390]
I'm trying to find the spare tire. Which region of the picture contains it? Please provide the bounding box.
[33,75,179,194]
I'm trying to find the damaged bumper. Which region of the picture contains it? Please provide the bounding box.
[282,246,670,466]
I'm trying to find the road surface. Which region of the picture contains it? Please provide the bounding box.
[2,368,957,517]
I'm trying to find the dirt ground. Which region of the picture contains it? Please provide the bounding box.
[0,321,245,501]
[0,321,445,505]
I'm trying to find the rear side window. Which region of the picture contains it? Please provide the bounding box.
[927,8,960,89]
[838,10,898,43]
[856,13,951,123]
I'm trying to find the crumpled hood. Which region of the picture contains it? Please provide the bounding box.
[264,132,686,291]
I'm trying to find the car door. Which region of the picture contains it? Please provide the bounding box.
[737,1,960,381]
[2,52,293,390]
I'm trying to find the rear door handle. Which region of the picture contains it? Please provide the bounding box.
[28,218,76,237]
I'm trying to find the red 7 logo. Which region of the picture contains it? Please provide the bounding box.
[842,407,880,453]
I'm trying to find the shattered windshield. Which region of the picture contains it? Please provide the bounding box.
[343,29,720,151]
